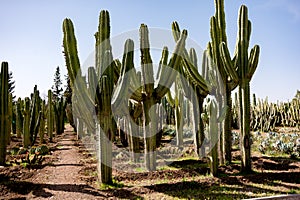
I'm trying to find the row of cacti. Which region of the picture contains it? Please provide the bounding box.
[231,92,300,132]
[0,69,66,165]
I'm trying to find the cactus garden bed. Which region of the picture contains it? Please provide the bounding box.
[1,125,299,199]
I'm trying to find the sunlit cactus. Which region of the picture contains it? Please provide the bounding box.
[47,90,54,142]
[63,10,117,184]
[0,62,9,165]
[219,5,260,172]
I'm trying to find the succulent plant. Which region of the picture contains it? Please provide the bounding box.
[0,62,9,165]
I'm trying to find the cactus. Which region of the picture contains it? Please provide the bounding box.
[0,62,9,165]
[47,90,54,142]
[219,5,260,172]
[29,85,42,146]
[171,22,211,157]
[207,0,241,164]
[7,93,13,145]
[20,86,43,148]
[206,98,219,177]
[112,24,188,171]
[23,97,31,148]
[166,80,184,147]
[39,100,46,144]
[16,97,24,138]
[53,97,66,135]
[63,10,117,184]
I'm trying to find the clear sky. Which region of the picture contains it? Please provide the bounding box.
[0,0,299,102]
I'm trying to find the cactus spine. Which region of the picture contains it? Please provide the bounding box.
[0,62,9,165]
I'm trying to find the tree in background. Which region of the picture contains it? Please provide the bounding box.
[51,66,64,101]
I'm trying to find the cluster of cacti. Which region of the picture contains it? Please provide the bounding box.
[248,94,300,132]
[209,0,260,172]
[112,24,189,171]
[0,62,10,165]
[62,0,262,179]
[22,86,43,147]
[207,0,240,164]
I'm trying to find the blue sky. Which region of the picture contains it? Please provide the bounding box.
[0,0,299,102]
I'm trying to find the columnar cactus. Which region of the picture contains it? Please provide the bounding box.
[7,93,13,145]
[208,0,240,164]
[21,86,42,148]
[171,22,210,157]
[23,97,31,148]
[16,97,24,138]
[0,62,9,165]
[112,24,188,171]
[47,90,54,142]
[54,97,66,135]
[63,10,117,184]
[219,5,260,172]
[39,100,46,144]
[29,85,42,146]
[206,98,218,176]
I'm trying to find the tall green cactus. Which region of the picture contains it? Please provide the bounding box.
[220,5,260,172]
[63,10,117,184]
[39,100,46,144]
[21,86,42,148]
[112,24,188,171]
[0,62,9,165]
[47,90,54,142]
[23,97,31,148]
[54,97,66,135]
[29,85,42,146]
[208,0,240,164]
[7,93,13,145]
[16,97,24,138]
[171,22,210,157]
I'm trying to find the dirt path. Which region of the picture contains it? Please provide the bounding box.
[26,126,105,200]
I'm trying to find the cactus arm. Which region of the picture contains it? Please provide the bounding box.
[140,24,154,95]
[171,23,210,96]
[247,45,260,80]
[62,19,81,85]
[88,66,98,102]
[113,59,121,84]
[155,31,188,99]
[155,47,169,95]
[182,58,210,94]
[111,39,135,112]
[219,42,239,84]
